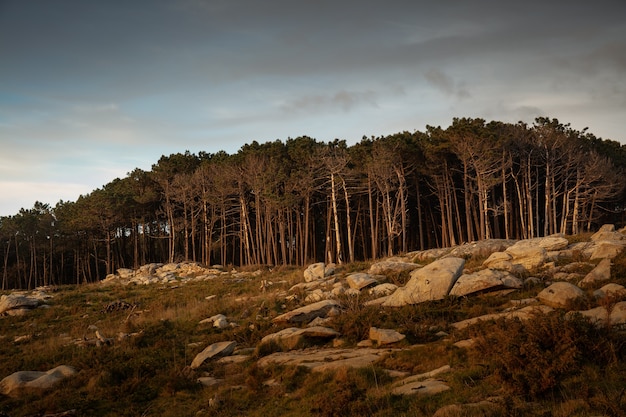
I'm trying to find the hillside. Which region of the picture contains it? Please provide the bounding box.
[1,226,626,416]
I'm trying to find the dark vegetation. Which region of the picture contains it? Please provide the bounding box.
[2,117,626,289]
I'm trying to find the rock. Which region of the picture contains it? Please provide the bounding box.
[369,327,405,346]
[579,258,611,287]
[0,294,40,315]
[304,262,335,282]
[482,252,512,269]
[0,365,77,397]
[369,283,398,297]
[505,244,547,271]
[591,224,625,241]
[450,305,553,330]
[272,299,342,324]
[433,398,506,417]
[590,241,626,260]
[190,341,236,369]
[572,301,626,328]
[200,314,229,329]
[537,282,584,308]
[260,326,340,351]
[256,347,395,372]
[593,283,626,299]
[382,258,465,307]
[449,269,522,297]
[391,378,451,396]
[447,239,517,259]
[346,273,379,291]
[368,260,420,275]
[197,377,224,387]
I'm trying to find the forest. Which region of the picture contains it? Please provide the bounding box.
[1,117,626,289]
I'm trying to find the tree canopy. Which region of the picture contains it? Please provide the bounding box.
[2,117,625,289]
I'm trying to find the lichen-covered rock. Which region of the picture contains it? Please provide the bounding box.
[303,262,335,282]
[579,258,611,287]
[0,294,40,315]
[260,326,340,351]
[346,273,380,290]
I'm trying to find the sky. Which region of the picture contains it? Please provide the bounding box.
[1,0,625,217]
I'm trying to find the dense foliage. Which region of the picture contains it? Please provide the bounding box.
[2,117,625,288]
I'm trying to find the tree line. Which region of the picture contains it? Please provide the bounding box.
[2,117,625,289]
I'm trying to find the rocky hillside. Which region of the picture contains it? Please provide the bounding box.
[1,225,625,416]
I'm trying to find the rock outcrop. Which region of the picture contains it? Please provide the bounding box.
[0,365,77,397]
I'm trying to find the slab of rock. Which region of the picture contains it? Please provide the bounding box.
[0,365,77,397]
[369,327,405,346]
[382,258,465,307]
[591,224,625,242]
[346,273,380,291]
[257,348,394,372]
[304,262,335,282]
[449,269,522,297]
[590,241,626,260]
[368,260,421,275]
[260,326,340,351]
[272,299,342,324]
[392,378,451,396]
[190,341,236,369]
[593,283,626,300]
[450,305,553,330]
[579,258,611,287]
[537,282,584,309]
[0,294,40,315]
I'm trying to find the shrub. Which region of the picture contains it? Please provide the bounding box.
[471,312,619,399]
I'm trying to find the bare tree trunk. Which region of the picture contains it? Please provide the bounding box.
[330,172,343,264]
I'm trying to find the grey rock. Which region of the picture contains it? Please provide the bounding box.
[0,365,77,397]
[579,258,611,287]
[260,326,340,351]
[346,273,380,290]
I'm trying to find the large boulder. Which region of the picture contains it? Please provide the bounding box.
[449,269,523,297]
[537,282,584,309]
[579,258,611,287]
[382,258,465,307]
[272,299,342,324]
[190,341,236,369]
[573,301,626,328]
[0,365,77,397]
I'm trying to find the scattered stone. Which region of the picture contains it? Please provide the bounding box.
[579,258,612,287]
[346,273,380,291]
[369,327,405,346]
[0,294,41,315]
[272,299,342,324]
[369,283,398,297]
[197,377,224,387]
[537,282,584,308]
[382,257,465,307]
[571,301,626,328]
[0,365,77,397]
[450,305,553,330]
[453,339,475,349]
[260,326,340,351]
[368,260,421,275]
[190,341,237,369]
[303,262,335,282]
[593,283,626,300]
[391,378,451,396]
[257,347,395,372]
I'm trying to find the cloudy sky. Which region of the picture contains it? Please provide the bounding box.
[1,0,625,216]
